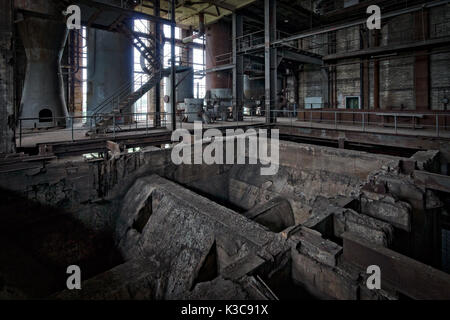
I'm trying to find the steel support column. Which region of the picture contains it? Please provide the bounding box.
[265,0,277,124]
[414,9,430,111]
[373,29,380,110]
[232,13,244,121]
[154,0,161,128]
[170,0,176,131]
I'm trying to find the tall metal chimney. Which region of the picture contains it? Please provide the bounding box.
[16,0,69,128]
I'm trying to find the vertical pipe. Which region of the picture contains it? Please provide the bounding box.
[436,114,439,137]
[264,0,271,124]
[154,0,161,128]
[170,0,176,131]
[232,14,244,121]
[335,111,337,129]
[19,119,22,148]
[270,0,277,124]
[373,30,380,110]
[362,113,365,132]
[394,115,397,134]
[232,14,237,121]
[414,9,430,111]
[264,0,277,124]
[113,114,116,139]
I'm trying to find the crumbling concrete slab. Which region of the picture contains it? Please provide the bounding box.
[221,254,266,281]
[360,194,411,231]
[291,247,358,300]
[185,276,251,300]
[115,175,290,299]
[54,258,160,300]
[334,209,394,247]
[290,226,343,268]
[410,150,440,173]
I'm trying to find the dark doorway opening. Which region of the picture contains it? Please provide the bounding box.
[39,109,53,123]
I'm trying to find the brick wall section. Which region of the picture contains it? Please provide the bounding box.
[298,65,322,108]
[430,5,450,111]
[0,0,15,153]
[379,56,415,110]
[336,59,361,108]
[297,8,450,112]
[430,50,450,110]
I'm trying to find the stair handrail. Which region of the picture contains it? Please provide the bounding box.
[89,21,164,121]
[89,72,149,117]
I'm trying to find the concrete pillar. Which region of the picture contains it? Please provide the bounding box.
[0,0,15,153]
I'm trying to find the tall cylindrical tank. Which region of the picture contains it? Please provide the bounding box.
[87,26,134,118]
[205,21,232,92]
[164,67,194,112]
[16,0,69,128]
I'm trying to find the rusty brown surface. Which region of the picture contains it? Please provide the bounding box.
[205,20,232,91]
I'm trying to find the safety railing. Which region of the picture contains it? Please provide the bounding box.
[270,109,450,138]
[89,73,149,117]
[16,109,449,148]
[15,112,268,147]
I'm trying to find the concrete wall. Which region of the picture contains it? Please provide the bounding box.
[0,0,15,153]
[0,141,401,231]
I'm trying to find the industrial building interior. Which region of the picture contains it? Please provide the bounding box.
[0,0,450,300]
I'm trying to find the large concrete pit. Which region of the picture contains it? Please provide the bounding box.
[0,138,449,300]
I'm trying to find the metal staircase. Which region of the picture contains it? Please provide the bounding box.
[88,19,167,135]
